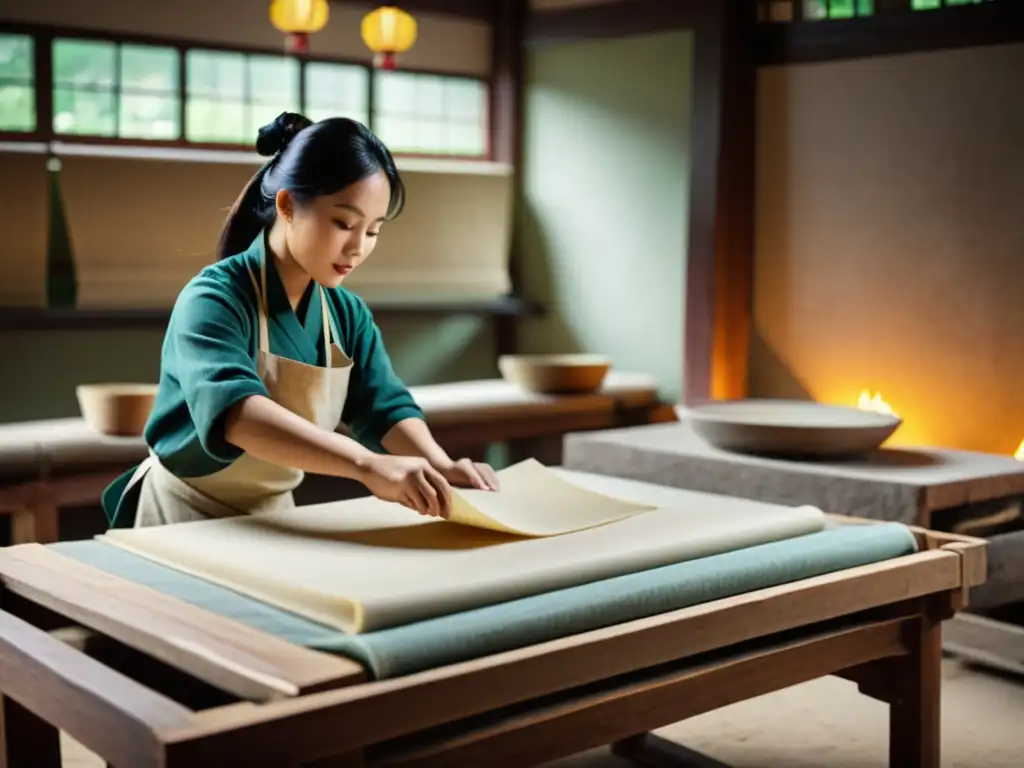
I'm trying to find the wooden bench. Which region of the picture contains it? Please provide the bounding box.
[0,372,671,544]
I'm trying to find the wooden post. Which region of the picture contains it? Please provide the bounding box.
[0,584,62,768]
[888,616,942,768]
[0,695,62,768]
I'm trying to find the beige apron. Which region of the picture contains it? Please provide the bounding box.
[130,256,353,527]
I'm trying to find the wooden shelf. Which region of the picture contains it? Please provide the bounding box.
[0,140,514,177]
[0,296,542,332]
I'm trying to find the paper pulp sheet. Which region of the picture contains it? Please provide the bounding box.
[100,464,827,634]
[445,458,655,535]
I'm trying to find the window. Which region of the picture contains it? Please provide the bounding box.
[119,45,179,139]
[911,0,990,8]
[0,33,34,132]
[304,61,370,126]
[3,27,494,158]
[804,0,873,18]
[52,38,179,139]
[185,50,299,145]
[764,0,995,21]
[372,71,488,157]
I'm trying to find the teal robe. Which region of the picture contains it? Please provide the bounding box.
[103,232,424,527]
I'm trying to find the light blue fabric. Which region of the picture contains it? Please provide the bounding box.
[51,522,916,679]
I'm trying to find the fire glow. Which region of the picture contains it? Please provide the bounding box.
[857,389,898,418]
[855,389,1023,461]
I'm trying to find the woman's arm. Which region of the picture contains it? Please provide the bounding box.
[383,417,499,491]
[225,396,451,515]
[381,416,453,468]
[224,394,377,481]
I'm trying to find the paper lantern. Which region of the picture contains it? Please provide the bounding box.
[361,6,418,70]
[270,0,330,54]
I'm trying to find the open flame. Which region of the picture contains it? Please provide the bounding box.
[857,389,898,417]
[1015,439,1024,461]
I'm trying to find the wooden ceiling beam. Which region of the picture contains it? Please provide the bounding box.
[329,0,500,24]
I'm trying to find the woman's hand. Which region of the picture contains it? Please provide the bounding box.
[438,458,500,491]
[360,454,453,517]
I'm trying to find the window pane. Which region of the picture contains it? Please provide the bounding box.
[185,98,247,143]
[374,71,418,117]
[411,75,446,118]
[374,115,418,152]
[54,38,116,88]
[415,120,448,153]
[827,0,856,18]
[449,123,487,156]
[247,54,299,106]
[53,87,116,135]
[445,78,487,123]
[0,84,34,131]
[121,44,178,94]
[305,107,369,126]
[120,94,180,139]
[372,71,489,157]
[304,61,368,116]
[186,50,245,99]
[0,34,33,81]
[911,0,941,8]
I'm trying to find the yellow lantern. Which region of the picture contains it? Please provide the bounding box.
[270,0,330,54]
[361,6,417,70]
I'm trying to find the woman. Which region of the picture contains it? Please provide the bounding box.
[103,112,499,528]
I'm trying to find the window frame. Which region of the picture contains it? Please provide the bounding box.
[0,21,493,161]
[757,0,996,23]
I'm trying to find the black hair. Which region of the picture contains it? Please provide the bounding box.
[217,112,406,260]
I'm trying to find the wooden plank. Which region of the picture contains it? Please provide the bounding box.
[0,545,364,702]
[370,619,907,767]
[0,605,192,768]
[162,551,961,763]
[524,0,703,45]
[828,513,988,594]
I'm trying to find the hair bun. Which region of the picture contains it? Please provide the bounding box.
[256,112,313,156]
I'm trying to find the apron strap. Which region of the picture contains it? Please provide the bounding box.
[245,265,271,355]
[318,286,342,359]
[249,249,339,362]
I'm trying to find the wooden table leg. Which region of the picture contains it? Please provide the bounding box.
[0,694,61,768]
[11,502,59,545]
[888,617,942,768]
[612,734,733,767]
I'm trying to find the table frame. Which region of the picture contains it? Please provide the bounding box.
[0,517,986,768]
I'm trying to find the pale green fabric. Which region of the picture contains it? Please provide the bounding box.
[52,523,916,679]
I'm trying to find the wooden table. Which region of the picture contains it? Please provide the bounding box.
[0,516,985,767]
[0,373,670,545]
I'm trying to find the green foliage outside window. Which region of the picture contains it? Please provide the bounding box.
[0,34,35,132]
[806,0,990,18]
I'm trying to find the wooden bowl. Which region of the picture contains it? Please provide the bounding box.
[498,354,612,395]
[679,399,902,459]
[76,383,159,437]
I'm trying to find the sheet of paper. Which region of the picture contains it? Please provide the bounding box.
[100,467,827,634]
[446,458,655,535]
